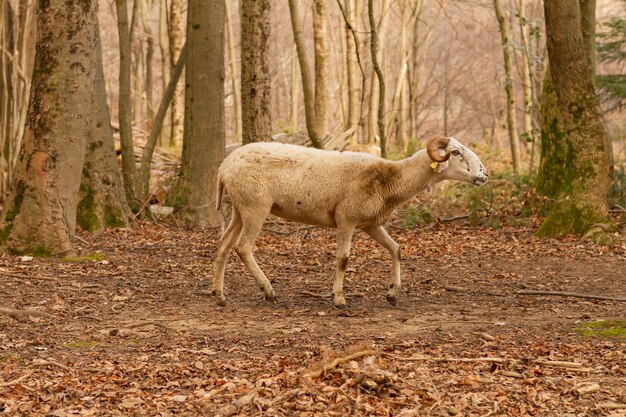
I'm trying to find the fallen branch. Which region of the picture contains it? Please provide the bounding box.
[517,290,626,302]
[597,402,626,410]
[0,372,33,387]
[0,271,57,281]
[300,291,365,299]
[440,214,470,223]
[31,359,70,371]
[303,348,379,379]
[0,307,56,319]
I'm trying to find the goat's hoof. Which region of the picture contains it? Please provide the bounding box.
[334,302,348,310]
[216,298,228,307]
[265,293,277,303]
[386,294,398,306]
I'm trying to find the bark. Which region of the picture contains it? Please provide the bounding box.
[2,0,97,256]
[169,0,185,147]
[177,0,225,227]
[158,0,171,147]
[141,0,155,126]
[368,0,388,145]
[368,0,387,158]
[79,23,132,233]
[225,0,242,142]
[0,1,14,197]
[313,0,329,140]
[240,0,272,144]
[115,0,139,210]
[289,45,300,133]
[537,0,613,237]
[288,0,324,149]
[344,0,360,145]
[494,0,521,174]
[517,0,534,163]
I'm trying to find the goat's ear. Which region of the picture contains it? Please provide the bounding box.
[436,160,449,173]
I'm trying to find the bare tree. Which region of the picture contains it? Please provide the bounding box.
[176,0,225,226]
[241,0,272,144]
[369,0,387,158]
[1,0,98,255]
[494,0,521,174]
[313,0,329,140]
[169,0,185,147]
[225,0,242,142]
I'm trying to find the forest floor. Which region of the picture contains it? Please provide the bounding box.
[1,220,625,416]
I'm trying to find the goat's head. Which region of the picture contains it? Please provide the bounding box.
[427,136,488,186]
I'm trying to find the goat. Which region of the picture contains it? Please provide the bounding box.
[212,136,488,308]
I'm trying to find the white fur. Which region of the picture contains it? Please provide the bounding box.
[212,137,488,307]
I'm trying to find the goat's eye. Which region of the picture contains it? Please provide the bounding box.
[451,150,460,156]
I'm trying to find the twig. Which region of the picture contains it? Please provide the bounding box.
[0,271,57,281]
[31,359,70,371]
[440,214,470,223]
[303,348,379,379]
[0,307,56,319]
[0,371,33,387]
[300,291,365,298]
[517,290,626,302]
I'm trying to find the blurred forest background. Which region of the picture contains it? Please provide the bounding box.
[0,0,625,255]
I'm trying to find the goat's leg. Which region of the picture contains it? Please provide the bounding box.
[333,225,355,308]
[362,225,401,306]
[212,208,243,306]
[234,208,276,302]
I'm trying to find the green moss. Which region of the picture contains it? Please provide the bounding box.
[104,204,126,228]
[63,340,102,349]
[64,252,107,262]
[537,202,610,237]
[77,183,100,232]
[575,320,626,339]
[0,224,13,244]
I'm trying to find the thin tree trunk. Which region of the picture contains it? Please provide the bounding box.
[241,0,272,144]
[169,0,185,147]
[369,0,387,158]
[313,0,329,140]
[537,0,613,237]
[141,0,155,129]
[494,0,521,174]
[177,0,225,227]
[79,22,132,233]
[289,44,299,133]
[344,0,360,145]
[158,0,171,147]
[225,0,242,142]
[517,0,534,168]
[2,0,97,255]
[288,0,324,148]
[115,0,139,209]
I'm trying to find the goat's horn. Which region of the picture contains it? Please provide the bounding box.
[427,136,451,162]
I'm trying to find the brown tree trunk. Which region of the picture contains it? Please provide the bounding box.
[494,0,521,174]
[240,0,272,144]
[344,0,360,145]
[288,0,324,149]
[289,45,300,133]
[158,0,171,147]
[79,23,132,233]
[537,0,613,238]
[177,0,225,227]
[2,0,97,256]
[517,0,534,165]
[169,0,185,147]
[368,0,388,146]
[115,0,139,210]
[313,0,329,140]
[225,0,242,142]
[368,0,387,158]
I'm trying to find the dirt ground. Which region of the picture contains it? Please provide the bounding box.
[1,221,625,416]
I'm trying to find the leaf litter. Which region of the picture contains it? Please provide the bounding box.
[0,221,625,416]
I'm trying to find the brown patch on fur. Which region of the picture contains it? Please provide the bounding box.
[362,162,402,196]
[339,257,348,270]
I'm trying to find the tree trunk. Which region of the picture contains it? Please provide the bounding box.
[1,0,97,256]
[368,0,387,158]
[115,0,139,210]
[517,0,534,166]
[177,0,225,227]
[79,23,132,233]
[169,0,185,147]
[494,0,521,174]
[344,0,360,146]
[368,0,388,146]
[225,0,242,142]
[289,44,300,133]
[313,0,329,140]
[158,0,171,147]
[537,0,613,237]
[288,0,324,149]
[240,0,272,144]
[141,0,155,128]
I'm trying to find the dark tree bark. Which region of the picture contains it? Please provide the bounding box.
[78,21,132,233]
[537,0,613,238]
[240,0,272,144]
[176,0,225,227]
[1,0,98,256]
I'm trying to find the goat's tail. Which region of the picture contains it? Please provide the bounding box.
[215,173,224,211]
